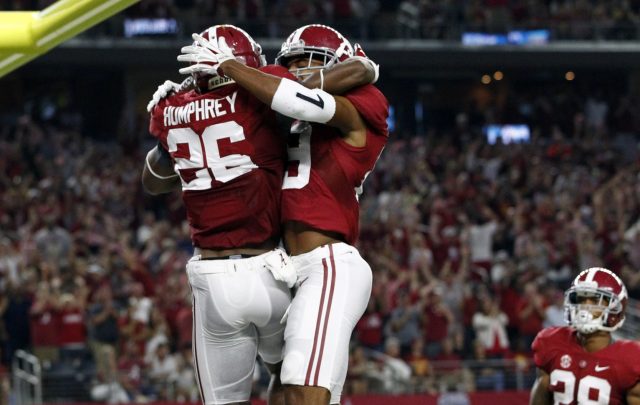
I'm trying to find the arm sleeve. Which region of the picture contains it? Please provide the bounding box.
[270,78,337,124]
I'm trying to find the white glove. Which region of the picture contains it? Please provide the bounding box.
[351,43,379,84]
[177,33,235,76]
[264,248,297,288]
[146,80,181,112]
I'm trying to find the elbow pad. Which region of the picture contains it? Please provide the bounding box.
[270,78,336,124]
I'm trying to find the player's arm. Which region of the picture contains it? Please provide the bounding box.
[529,368,552,405]
[179,36,369,146]
[224,60,367,146]
[302,46,378,94]
[141,144,180,195]
[627,382,640,405]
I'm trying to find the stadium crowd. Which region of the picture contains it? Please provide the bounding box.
[1,80,640,402]
[4,0,640,40]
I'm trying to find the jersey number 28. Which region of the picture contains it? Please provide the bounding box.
[550,369,611,404]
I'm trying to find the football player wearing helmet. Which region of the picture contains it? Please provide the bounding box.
[143,24,381,405]
[530,267,640,405]
[183,24,388,405]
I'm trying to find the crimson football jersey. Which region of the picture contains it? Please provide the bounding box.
[281,84,389,245]
[149,65,296,249]
[532,326,640,404]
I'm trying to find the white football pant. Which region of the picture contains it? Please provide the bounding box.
[186,251,292,404]
[280,242,372,404]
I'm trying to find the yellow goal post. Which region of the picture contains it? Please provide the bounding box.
[0,0,140,78]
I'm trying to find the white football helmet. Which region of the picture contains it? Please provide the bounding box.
[564,267,627,334]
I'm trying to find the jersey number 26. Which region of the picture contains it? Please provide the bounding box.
[167,122,258,191]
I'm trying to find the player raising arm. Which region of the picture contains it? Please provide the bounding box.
[530,267,640,405]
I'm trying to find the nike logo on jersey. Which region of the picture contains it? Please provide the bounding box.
[296,92,324,109]
[595,365,610,372]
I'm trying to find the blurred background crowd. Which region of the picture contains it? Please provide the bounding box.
[1,74,640,402]
[2,0,640,403]
[4,0,640,40]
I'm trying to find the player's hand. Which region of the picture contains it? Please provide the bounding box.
[177,33,235,76]
[351,43,379,84]
[264,248,297,288]
[147,80,181,112]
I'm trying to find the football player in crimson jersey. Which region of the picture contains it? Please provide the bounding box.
[530,267,640,405]
[143,25,377,405]
[180,24,388,405]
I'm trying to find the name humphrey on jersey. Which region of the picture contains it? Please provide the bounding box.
[163,91,238,126]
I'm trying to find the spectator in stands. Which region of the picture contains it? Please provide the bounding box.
[490,250,511,285]
[1,284,31,364]
[405,338,437,394]
[516,281,546,349]
[174,345,198,402]
[33,208,73,269]
[370,337,412,394]
[172,296,193,352]
[147,341,178,399]
[87,285,119,380]
[463,205,498,282]
[0,238,19,292]
[422,288,454,358]
[345,346,373,395]
[117,340,147,402]
[57,291,88,365]
[472,341,505,392]
[143,307,171,365]
[385,290,422,355]
[408,231,434,275]
[543,288,565,328]
[119,287,151,357]
[356,298,385,351]
[472,295,509,358]
[439,263,467,353]
[433,337,474,393]
[29,282,60,366]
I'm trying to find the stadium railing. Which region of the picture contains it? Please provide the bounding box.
[31,355,535,403]
[11,350,42,405]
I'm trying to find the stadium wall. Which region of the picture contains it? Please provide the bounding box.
[47,392,530,405]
